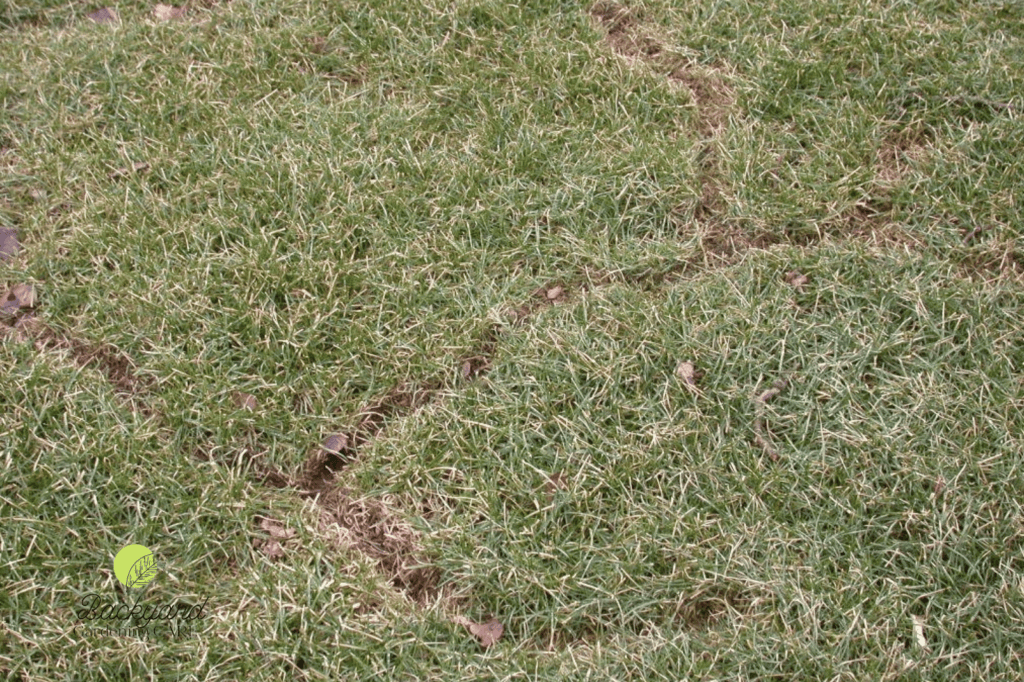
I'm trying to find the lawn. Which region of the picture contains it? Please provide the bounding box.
[1,0,1023,679]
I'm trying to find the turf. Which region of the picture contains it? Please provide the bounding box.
[1,0,1022,679]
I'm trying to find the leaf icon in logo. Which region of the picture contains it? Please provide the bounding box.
[113,544,158,588]
[125,552,157,588]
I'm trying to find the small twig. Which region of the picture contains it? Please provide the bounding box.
[753,374,790,462]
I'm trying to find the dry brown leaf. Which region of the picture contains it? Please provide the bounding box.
[785,270,809,288]
[233,392,257,411]
[467,618,503,648]
[109,162,150,179]
[259,517,297,540]
[0,228,19,261]
[153,4,187,21]
[256,516,295,561]
[323,434,348,454]
[676,360,697,386]
[546,286,564,300]
[260,539,286,561]
[2,284,35,313]
[86,7,119,24]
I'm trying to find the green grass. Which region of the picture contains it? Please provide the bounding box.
[1,0,1023,679]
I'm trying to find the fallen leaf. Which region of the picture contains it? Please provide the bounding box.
[259,517,296,540]
[676,360,697,386]
[153,4,187,21]
[546,286,564,300]
[2,284,35,313]
[0,228,19,261]
[86,7,119,24]
[785,270,809,288]
[233,392,257,411]
[259,539,286,560]
[467,618,503,648]
[109,162,150,179]
[322,434,348,454]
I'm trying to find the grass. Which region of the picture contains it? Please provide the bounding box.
[1,0,1022,679]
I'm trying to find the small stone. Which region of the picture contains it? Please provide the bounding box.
[323,434,348,454]
[86,7,119,24]
[0,228,19,261]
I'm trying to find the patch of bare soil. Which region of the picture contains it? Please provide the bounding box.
[875,135,930,188]
[839,194,894,239]
[590,3,746,268]
[505,275,615,324]
[957,238,1024,284]
[669,582,751,630]
[300,437,353,493]
[459,324,500,380]
[623,220,780,291]
[298,380,443,493]
[315,488,440,603]
[506,282,567,323]
[838,128,931,247]
[2,314,155,414]
[673,141,731,247]
[845,214,930,253]
[589,1,643,47]
[669,64,736,137]
[533,581,751,650]
[589,2,736,136]
[296,36,365,84]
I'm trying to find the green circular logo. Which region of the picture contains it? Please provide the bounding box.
[113,544,157,589]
